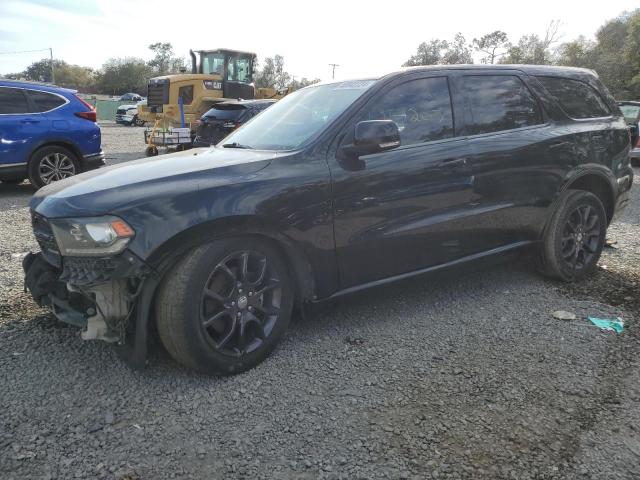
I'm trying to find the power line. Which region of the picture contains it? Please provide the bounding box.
[0,48,51,55]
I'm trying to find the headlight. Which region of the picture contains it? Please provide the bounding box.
[49,216,135,257]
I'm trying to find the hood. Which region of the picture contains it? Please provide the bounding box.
[31,147,277,218]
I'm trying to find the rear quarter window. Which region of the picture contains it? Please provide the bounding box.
[536,76,611,119]
[28,90,67,112]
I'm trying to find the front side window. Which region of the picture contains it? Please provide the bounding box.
[461,75,543,135]
[361,76,454,146]
[537,76,611,119]
[227,56,253,83]
[28,90,66,112]
[0,87,29,114]
[222,80,375,150]
[178,86,193,105]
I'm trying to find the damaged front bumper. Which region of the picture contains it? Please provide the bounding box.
[23,249,153,358]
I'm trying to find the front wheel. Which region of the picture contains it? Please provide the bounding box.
[155,238,294,374]
[538,189,607,282]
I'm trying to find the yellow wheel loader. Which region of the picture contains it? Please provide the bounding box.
[138,49,286,132]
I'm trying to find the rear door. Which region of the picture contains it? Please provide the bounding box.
[0,86,41,168]
[452,71,566,247]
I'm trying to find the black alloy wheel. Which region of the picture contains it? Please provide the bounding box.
[200,250,282,356]
[560,205,601,271]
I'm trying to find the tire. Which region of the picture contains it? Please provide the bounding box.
[145,146,158,157]
[134,116,146,127]
[537,189,607,282]
[28,146,79,189]
[155,237,294,375]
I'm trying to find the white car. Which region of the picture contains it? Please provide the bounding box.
[115,104,144,126]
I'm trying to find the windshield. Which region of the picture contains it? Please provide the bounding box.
[620,104,640,123]
[221,80,376,150]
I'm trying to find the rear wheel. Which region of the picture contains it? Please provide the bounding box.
[155,237,294,374]
[28,146,79,189]
[538,189,606,282]
[145,146,158,157]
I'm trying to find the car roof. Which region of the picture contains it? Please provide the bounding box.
[307,64,600,91]
[0,78,76,94]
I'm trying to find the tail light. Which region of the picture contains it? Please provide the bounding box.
[74,95,97,122]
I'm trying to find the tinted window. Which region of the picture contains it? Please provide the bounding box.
[29,90,66,112]
[537,76,610,119]
[0,87,29,114]
[178,86,193,105]
[362,77,453,145]
[461,75,542,135]
[203,105,246,121]
[620,104,640,123]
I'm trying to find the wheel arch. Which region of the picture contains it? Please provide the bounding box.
[146,215,317,304]
[29,140,83,168]
[562,169,616,224]
[125,214,318,369]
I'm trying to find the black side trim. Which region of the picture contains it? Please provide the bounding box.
[323,241,535,301]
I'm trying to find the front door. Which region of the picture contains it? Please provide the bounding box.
[329,73,476,288]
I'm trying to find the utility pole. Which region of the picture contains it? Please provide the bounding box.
[49,47,55,84]
[329,63,339,80]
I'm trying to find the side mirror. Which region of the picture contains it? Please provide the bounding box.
[353,120,400,155]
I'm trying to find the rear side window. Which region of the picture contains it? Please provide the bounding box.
[537,76,611,119]
[461,75,543,135]
[178,86,194,105]
[0,87,29,114]
[362,76,454,146]
[28,90,66,112]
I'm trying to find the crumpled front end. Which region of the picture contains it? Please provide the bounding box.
[24,212,151,345]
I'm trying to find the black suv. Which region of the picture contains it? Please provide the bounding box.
[193,99,276,147]
[24,65,632,374]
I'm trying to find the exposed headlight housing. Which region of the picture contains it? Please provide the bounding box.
[49,216,135,257]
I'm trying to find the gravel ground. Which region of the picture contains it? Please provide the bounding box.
[1,123,639,479]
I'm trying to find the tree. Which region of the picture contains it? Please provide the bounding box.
[95,57,151,95]
[402,39,449,66]
[501,20,562,64]
[147,42,186,75]
[289,77,321,91]
[254,55,291,89]
[473,31,510,64]
[403,34,472,66]
[20,58,93,88]
[555,36,596,67]
[442,33,473,64]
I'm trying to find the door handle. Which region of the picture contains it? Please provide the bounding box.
[20,119,40,124]
[439,157,467,168]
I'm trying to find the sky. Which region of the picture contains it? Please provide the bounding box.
[0,0,635,81]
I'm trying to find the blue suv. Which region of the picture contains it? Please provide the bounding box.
[0,80,104,188]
